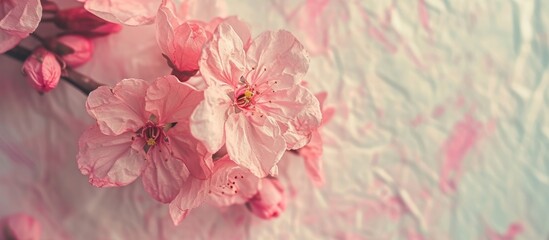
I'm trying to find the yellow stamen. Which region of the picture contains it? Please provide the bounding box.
[146,138,156,146]
[244,89,254,99]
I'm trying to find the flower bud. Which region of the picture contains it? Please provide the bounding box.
[246,178,286,219]
[158,20,210,80]
[22,48,62,93]
[172,21,210,72]
[0,213,41,240]
[52,35,94,67]
[54,7,122,37]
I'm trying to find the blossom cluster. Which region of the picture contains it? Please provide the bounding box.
[1,0,334,225]
[1,0,121,93]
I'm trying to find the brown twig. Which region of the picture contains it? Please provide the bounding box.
[4,45,102,95]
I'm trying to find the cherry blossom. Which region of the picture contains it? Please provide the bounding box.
[190,23,322,178]
[77,75,212,203]
[0,0,42,53]
[168,155,259,225]
[156,2,250,81]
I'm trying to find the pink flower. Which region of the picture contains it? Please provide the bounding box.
[54,7,122,37]
[246,178,286,220]
[77,75,212,203]
[297,92,335,186]
[168,155,259,225]
[52,34,94,68]
[156,3,250,81]
[0,0,42,53]
[190,23,322,177]
[79,0,162,26]
[0,213,41,240]
[22,48,62,93]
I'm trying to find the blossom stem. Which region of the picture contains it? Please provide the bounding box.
[4,45,102,95]
[30,33,48,45]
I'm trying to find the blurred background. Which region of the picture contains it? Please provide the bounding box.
[0,0,548,239]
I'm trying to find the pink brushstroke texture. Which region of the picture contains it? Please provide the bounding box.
[417,0,430,33]
[486,223,523,240]
[440,115,483,193]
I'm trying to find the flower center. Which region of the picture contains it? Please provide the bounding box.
[143,125,161,145]
[210,174,246,195]
[235,87,255,109]
[146,138,156,146]
[140,123,164,153]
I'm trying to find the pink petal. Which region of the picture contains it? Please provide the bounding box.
[169,21,210,72]
[77,125,146,187]
[169,177,209,225]
[299,130,324,186]
[281,126,311,151]
[246,30,309,90]
[185,75,208,91]
[204,17,224,34]
[190,85,231,153]
[145,75,203,124]
[141,143,190,203]
[207,156,260,207]
[168,208,189,226]
[221,16,252,49]
[0,0,42,53]
[199,23,246,88]
[167,123,213,180]
[84,0,162,26]
[224,113,286,177]
[315,92,336,125]
[86,78,149,135]
[256,85,322,149]
[0,31,22,54]
[156,4,178,56]
[0,0,41,33]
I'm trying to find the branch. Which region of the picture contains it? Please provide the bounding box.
[4,45,102,95]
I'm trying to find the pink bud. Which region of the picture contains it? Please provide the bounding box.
[159,21,210,75]
[0,213,41,240]
[246,178,286,219]
[54,35,94,67]
[22,48,62,93]
[54,7,122,37]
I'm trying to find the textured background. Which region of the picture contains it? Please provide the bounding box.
[1,0,548,239]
